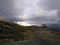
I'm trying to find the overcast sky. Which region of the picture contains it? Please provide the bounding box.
[0,0,60,28]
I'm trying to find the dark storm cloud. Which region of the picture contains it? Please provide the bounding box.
[0,0,60,28]
[37,0,60,29]
[30,0,60,24]
[0,0,24,21]
[39,0,60,17]
[20,0,60,27]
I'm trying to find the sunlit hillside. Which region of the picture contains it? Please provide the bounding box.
[0,17,5,21]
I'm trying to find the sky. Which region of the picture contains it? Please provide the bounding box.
[0,0,60,28]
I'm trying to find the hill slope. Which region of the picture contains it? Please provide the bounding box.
[0,21,33,44]
[0,20,60,44]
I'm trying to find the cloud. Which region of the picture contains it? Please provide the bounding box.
[39,0,58,10]
[39,0,60,17]
[0,0,60,28]
[0,0,24,21]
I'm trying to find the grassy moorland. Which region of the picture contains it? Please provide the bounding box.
[0,19,60,44]
[35,28,60,42]
[0,20,33,44]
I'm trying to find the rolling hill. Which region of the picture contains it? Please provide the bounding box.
[0,18,60,44]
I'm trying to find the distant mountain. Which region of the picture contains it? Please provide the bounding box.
[48,24,60,30]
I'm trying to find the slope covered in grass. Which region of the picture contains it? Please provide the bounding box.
[0,20,33,44]
[0,18,60,44]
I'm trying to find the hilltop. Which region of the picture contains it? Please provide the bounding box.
[0,17,5,21]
